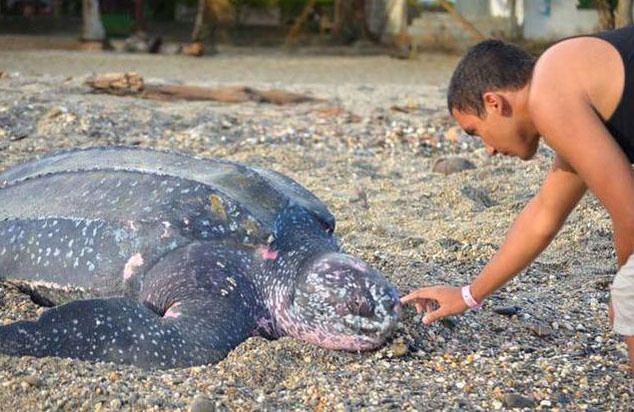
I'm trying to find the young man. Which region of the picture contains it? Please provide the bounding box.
[401,25,634,371]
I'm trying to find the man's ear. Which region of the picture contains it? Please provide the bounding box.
[482,92,506,116]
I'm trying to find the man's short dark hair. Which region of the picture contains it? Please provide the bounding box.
[447,39,535,117]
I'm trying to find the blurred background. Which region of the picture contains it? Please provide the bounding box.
[0,0,632,56]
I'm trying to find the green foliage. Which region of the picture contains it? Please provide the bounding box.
[577,0,618,9]
[232,0,279,8]
[101,13,133,37]
[277,0,334,23]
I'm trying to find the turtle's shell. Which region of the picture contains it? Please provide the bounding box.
[0,146,335,236]
[0,146,335,295]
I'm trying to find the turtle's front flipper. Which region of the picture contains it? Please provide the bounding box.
[0,295,256,369]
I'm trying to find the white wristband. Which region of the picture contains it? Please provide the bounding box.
[461,285,482,310]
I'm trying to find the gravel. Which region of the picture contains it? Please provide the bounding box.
[0,49,631,410]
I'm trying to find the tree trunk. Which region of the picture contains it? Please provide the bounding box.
[615,0,633,28]
[594,0,615,30]
[509,0,521,40]
[366,0,407,43]
[82,0,106,41]
[191,0,218,52]
[134,0,146,32]
[192,0,207,41]
[285,0,317,46]
[333,0,364,43]
[52,0,62,19]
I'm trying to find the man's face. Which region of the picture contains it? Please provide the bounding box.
[451,94,538,160]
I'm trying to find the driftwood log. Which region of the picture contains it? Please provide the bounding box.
[85,72,320,105]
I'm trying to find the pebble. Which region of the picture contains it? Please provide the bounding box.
[432,157,476,175]
[503,393,535,408]
[189,395,216,412]
[0,68,628,411]
[529,323,554,338]
[492,306,522,316]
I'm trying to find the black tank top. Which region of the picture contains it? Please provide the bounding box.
[592,26,634,162]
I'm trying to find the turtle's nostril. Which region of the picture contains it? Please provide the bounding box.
[393,301,401,314]
[347,298,374,318]
[358,301,374,318]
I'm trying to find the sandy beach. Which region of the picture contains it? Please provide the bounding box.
[0,46,631,410]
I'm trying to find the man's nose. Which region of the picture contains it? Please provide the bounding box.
[485,145,498,155]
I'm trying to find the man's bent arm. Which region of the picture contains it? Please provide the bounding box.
[470,156,586,302]
[531,53,634,266]
[402,156,586,322]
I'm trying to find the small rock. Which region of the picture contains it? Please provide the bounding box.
[460,185,496,209]
[23,374,41,387]
[561,321,575,331]
[160,42,183,55]
[503,393,535,408]
[492,305,522,316]
[190,395,215,412]
[440,317,458,329]
[389,340,409,357]
[529,323,553,338]
[432,157,476,175]
[182,42,204,57]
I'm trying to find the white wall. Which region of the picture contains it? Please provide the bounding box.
[489,0,524,24]
[522,0,600,40]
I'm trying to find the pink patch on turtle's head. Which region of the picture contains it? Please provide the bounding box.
[163,302,182,319]
[258,246,279,261]
[123,253,144,280]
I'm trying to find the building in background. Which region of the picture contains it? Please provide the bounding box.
[409,0,630,51]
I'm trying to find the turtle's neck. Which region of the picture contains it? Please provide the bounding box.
[252,205,338,336]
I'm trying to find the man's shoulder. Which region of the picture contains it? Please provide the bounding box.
[535,36,617,81]
[531,35,623,118]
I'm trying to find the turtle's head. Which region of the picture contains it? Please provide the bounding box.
[284,252,400,351]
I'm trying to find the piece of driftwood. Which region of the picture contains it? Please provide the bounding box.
[85,72,144,95]
[85,73,320,105]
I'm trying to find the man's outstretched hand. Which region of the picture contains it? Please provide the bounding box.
[400,286,469,325]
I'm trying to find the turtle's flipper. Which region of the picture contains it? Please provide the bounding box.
[0,296,256,369]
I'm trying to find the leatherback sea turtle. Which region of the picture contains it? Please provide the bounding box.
[0,147,400,369]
